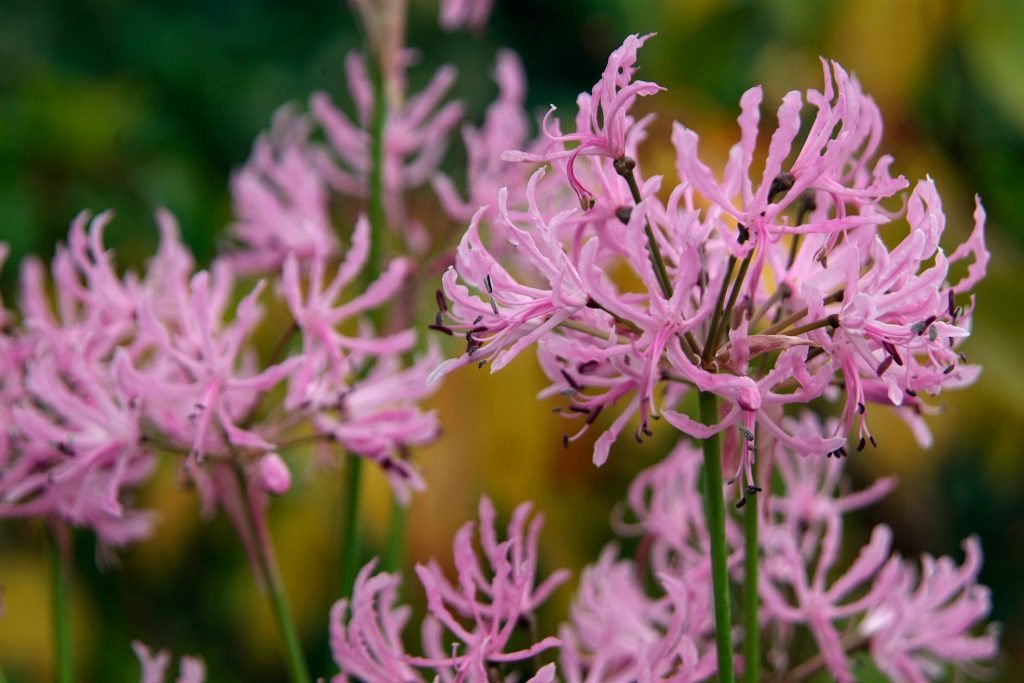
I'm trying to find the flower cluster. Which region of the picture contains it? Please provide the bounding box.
[330,496,569,682]
[433,35,989,498]
[0,200,439,548]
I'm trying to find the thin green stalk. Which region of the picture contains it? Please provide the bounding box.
[383,499,407,573]
[717,254,753,350]
[0,663,8,683]
[698,391,735,683]
[233,464,312,683]
[47,526,73,683]
[703,256,737,365]
[339,457,364,596]
[618,163,674,300]
[743,496,759,683]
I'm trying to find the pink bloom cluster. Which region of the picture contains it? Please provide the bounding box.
[433,35,990,497]
[133,641,205,683]
[0,199,439,548]
[329,496,569,682]
[557,418,996,683]
[439,0,494,33]
[328,417,995,682]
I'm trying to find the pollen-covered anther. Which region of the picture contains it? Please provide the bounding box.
[615,205,633,224]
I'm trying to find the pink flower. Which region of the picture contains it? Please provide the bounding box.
[311,50,464,248]
[504,34,662,208]
[227,105,340,275]
[439,0,494,32]
[330,497,569,682]
[133,641,205,683]
[437,40,988,479]
[861,537,998,683]
[434,50,533,225]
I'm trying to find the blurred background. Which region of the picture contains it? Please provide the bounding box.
[1,0,1022,680]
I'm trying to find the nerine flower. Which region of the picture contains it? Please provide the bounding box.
[311,49,464,247]
[433,50,533,226]
[439,0,494,32]
[227,105,340,275]
[133,641,205,683]
[435,35,989,491]
[330,497,568,682]
[504,33,662,208]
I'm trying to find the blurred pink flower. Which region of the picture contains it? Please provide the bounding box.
[133,641,205,683]
[439,0,494,32]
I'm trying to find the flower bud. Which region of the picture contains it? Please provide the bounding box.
[258,453,291,495]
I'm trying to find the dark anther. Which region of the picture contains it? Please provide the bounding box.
[739,425,755,441]
[642,425,654,437]
[613,156,637,176]
[428,324,454,336]
[876,356,893,377]
[489,296,499,315]
[586,405,604,424]
[869,435,878,448]
[477,359,487,369]
[746,485,762,495]
[473,314,484,324]
[828,313,840,328]
[944,364,955,375]
[838,446,848,458]
[635,431,644,443]
[857,402,865,415]
[560,369,581,391]
[616,205,633,224]
[56,441,74,456]
[736,496,747,509]
[484,274,493,293]
[737,223,750,244]
[796,191,817,224]
[568,405,590,414]
[768,172,795,203]
[958,352,967,362]
[466,331,482,355]
[857,437,866,452]
[948,290,956,317]
[586,299,603,310]
[577,359,599,374]
[435,289,448,313]
[561,435,570,448]
[905,388,917,397]
[552,407,562,413]
[434,311,443,326]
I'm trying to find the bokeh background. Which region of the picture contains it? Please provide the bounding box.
[1,0,1022,680]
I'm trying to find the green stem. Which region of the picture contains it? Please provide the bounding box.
[619,164,674,300]
[0,663,8,683]
[367,47,388,277]
[47,525,73,683]
[743,495,759,683]
[703,256,737,366]
[698,391,735,683]
[717,253,753,351]
[383,499,407,573]
[233,464,311,683]
[339,457,364,596]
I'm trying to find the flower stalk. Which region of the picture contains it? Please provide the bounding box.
[699,391,736,683]
[233,463,311,683]
[743,494,760,683]
[47,524,73,683]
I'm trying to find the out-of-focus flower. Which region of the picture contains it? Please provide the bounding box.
[133,641,205,683]
[434,50,533,226]
[330,497,568,682]
[439,0,494,33]
[861,537,999,683]
[227,105,340,275]
[311,50,463,249]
